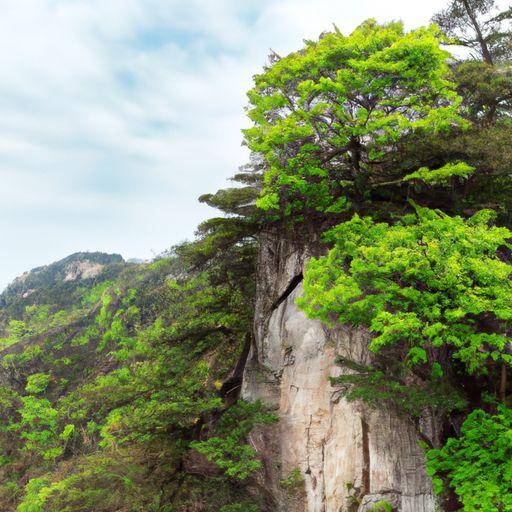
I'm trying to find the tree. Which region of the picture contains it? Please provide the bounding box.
[427,406,512,511]
[432,1,512,126]
[454,60,512,124]
[244,20,466,219]
[432,0,512,64]
[298,206,512,435]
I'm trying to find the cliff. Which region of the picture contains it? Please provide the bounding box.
[243,233,438,512]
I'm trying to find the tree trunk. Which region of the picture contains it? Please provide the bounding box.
[461,0,494,65]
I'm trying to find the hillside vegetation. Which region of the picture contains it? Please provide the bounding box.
[0,163,270,511]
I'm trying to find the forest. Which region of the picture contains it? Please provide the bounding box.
[0,0,511,510]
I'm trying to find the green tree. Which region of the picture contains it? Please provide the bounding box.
[432,0,512,64]
[299,206,512,426]
[454,61,512,125]
[427,406,512,511]
[25,373,51,394]
[244,20,466,219]
[191,401,276,480]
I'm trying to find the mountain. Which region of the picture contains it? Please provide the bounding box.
[0,253,126,335]
[0,244,260,511]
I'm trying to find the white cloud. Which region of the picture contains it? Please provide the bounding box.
[0,0,454,289]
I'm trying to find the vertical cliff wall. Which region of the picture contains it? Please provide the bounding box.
[242,233,438,512]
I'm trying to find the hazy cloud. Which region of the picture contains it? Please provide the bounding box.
[0,0,449,289]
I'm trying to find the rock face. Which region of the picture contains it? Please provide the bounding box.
[63,260,106,281]
[242,233,438,512]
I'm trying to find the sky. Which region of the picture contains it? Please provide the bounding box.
[0,0,451,290]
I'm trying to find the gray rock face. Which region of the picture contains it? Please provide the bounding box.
[242,233,438,512]
[63,260,106,281]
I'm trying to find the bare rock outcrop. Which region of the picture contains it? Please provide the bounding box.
[63,260,105,281]
[242,233,438,512]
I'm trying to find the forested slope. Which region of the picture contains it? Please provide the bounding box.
[0,164,270,511]
[0,0,511,510]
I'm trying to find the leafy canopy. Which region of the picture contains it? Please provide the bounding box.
[427,406,512,511]
[299,206,512,388]
[245,20,465,218]
[191,401,276,480]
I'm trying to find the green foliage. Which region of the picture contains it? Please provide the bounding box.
[0,320,30,347]
[70,325,99,347]
[245,20,465,218]
[368,501,393,512]
[80,280,114,307]
[219,503,259,512]
[97,350,223,448]
[300,207,512,379]
[13,396,63,460]
[279,468,305,495]
[427,407,512,511]
[403,162,475,185]
[2,345,42,370]
[7,320,31,339]
[329,357,466,418]
[95,292,113,328]
[16,454,159,512]
[192,401,276,480]
[18,477,51,512]
[25,373,51,394]
[454,61,512,123]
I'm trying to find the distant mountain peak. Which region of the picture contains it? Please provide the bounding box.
[1,252,125,308]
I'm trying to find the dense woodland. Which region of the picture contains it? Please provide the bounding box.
[0,0,511,510]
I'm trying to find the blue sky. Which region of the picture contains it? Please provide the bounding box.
[0,0,452,289]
